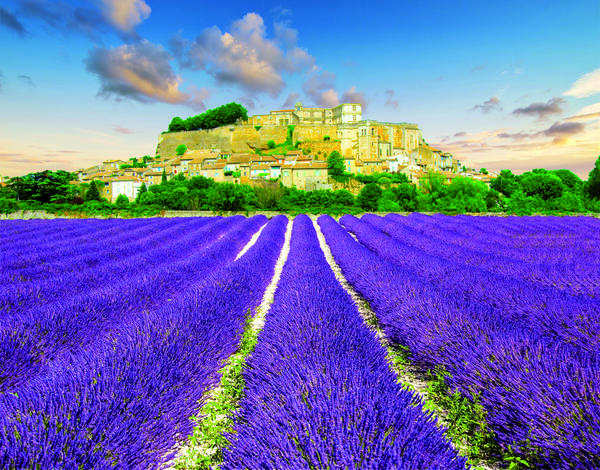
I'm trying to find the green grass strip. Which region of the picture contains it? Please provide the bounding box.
[388,346,531,470]
[173,309,259,470]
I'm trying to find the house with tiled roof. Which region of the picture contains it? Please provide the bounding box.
[102,160,127,171]
[144,171,166,186]
[200,161,227,182]
[281,161,329,190]
[110,175,143,202]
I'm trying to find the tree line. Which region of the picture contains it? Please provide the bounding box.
[167,103,248,133]
[1,155,600,216]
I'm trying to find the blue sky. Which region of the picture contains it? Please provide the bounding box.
[0,0,599,176]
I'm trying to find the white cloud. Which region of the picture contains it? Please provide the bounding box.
[564,68,600,98]
[182,12,315,97]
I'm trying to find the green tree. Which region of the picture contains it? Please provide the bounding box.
[505,189,537,215]
[0,198,19,214]
[490,169,519,197]
[378,176,392,189]
[161,169,167,183]
[485,189,503,211]
[377,190,400,212]
[135,182,148,203]
[520,172,564,200]
[327,151,345,176]
[168,116,186,132]
[552,169,581,190]
[392,183,417,211]
[585,155,600,200]
[7,170,75,203]
[139,191,157,205]
[357,183,382,211]
[437,177,488,213]
[333,189,354,207]
[286,125,295,145]
[479,168,488,175]
[85,180,101,201]
[267,140,276,149]
[176,144,187,156]
[115,194,129,208]
[167,102,248,132]
[548,192,584,212]
[207,183,256,211]
[419,172,446,199]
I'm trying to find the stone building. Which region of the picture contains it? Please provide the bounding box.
[249,102,362,127]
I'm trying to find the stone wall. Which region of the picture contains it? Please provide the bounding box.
[329,177,364,195]
[299,141,342,159]
[156,124,344,158]
[156,125,289,157]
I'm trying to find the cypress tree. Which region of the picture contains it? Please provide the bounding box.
[162,169,167,183]
[85,181,101,201]
[135,182,147,203]
[586,155,600,200]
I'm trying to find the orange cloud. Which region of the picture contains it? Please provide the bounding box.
[100,0,151,34]
[86,40,207,108]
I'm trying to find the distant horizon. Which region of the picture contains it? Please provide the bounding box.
[1,0,598,178]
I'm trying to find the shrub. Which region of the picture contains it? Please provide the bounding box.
[115,194,129,208]
[254,125,262,131]
[267,140,276,149]
[176,144,187,156]
[548,192,584,212]
[357,183,382,211]
[0,198,19,215]
[324,135,330,141]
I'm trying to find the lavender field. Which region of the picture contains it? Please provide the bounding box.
[1,214,599,469]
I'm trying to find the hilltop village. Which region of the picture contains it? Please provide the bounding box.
[75,103,492,203]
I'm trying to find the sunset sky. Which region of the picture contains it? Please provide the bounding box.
[0,0,599,177]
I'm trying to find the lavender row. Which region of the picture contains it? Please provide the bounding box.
[0,218,183,276]
[404,213,600,258]
[0,216,287,469]
[0,218,190,286]
[342,214,600,348]
[364,214,600,297]
[319,215,600,469]
[0,216,263,393]
[0,218,121,246]
[0,218,221,316]
[425,213,600,263]
[223,215,467,469]
[0,218,131,257]
[391,213,600,264]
